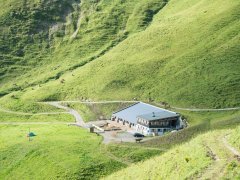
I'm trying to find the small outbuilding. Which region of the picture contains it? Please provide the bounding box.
[111,102,183,136]
[89,126,95,133]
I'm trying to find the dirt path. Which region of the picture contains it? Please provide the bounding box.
[196,141,223,180]
[196,131,240,179]
[45,102,85,126]
[157,104,240,112]
[45,100,240,111]
[171,106,240,112]
[223,134,240,159]
[0,122,68,125]
[2,100,239,116]
[0,106,68,116]
[44,100,138,104]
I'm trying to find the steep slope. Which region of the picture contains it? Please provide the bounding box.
[0,0,239,110]
[0,0,166,94]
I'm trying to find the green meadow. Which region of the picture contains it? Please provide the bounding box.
[0,125,123,179]
[0,111,74,123]
[0,124,163,179]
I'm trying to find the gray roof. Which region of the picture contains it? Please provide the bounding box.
[138,111,179,121]
[112,102,178,124]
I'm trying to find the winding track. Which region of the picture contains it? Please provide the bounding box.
[156,103,240,112]
[0,122,68,125]
[169,106,240,112]
[0,102,85,126]
[0,106,68,116]
[1,100,239,117]
[0,104,71,125]
[46,100,138,104]
[44,102,85,126]
[1,100,239,126]
[47,100,240,111]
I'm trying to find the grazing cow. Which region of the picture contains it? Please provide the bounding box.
[135,138,143,143]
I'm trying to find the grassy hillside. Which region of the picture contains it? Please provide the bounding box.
[0,0,166,99]
[0,0,239,109]
[0,93,64,113]
[105,127,240,179]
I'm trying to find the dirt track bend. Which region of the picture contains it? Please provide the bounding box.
[44,102,85,126]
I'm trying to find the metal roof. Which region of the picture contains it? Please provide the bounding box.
[138,111,179,121]
[112,102,178,124]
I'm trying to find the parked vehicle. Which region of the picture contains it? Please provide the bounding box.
[133,133,144,137]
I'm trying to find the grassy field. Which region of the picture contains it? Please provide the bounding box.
[0,124,166,179]
[0,125,123,179]
[0,112,31,122]
[0,111,74,123]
